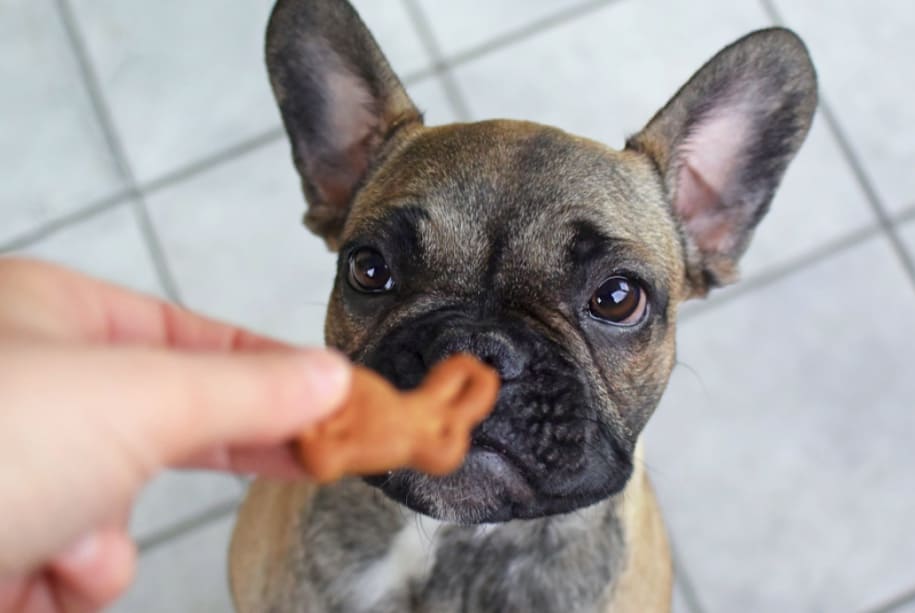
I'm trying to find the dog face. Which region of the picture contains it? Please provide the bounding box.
[328,124,684,521]
[266,0,816,522]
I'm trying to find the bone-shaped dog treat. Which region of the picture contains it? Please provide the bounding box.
[296,354,500,484]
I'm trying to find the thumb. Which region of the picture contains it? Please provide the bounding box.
[112,346,353,466]
[3,344,351,472]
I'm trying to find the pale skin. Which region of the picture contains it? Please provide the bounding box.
[0,258,352,613]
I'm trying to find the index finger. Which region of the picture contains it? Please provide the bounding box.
[0,258,288,351]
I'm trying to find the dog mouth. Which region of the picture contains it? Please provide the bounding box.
[468,435,537,489]
[464,446,537,501]
[461,445,538,509]
[365,442,539,523]
[361,377,634,523]
[356,321,633,522]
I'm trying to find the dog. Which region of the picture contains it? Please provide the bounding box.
[229,1,817,611]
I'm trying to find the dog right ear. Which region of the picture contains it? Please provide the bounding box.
[266,0,422,249]
[627,28,817,297]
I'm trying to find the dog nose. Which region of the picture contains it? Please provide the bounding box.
[471,331,527,380]
[424,329,527,381]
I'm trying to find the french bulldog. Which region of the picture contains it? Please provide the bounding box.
[229,1,817,611]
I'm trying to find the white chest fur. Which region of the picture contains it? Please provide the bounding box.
[343,514,443,611]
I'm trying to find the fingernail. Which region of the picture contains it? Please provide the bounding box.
[302,351,351,418]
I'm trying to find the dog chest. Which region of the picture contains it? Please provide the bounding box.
[342,514,442,611]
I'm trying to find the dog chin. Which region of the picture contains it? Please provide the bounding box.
[364,447,629,524]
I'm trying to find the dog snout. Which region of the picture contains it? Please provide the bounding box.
[424,328,527,381]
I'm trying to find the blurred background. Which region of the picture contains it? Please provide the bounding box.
[2,0,913,611]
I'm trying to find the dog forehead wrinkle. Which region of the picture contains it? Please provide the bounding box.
[364,121,680,289]
[419,197,490,288]
[346,201,428,254]
[566,219,638,272]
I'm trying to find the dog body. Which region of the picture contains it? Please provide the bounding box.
[231,446,669,613]
[230,1,817,611]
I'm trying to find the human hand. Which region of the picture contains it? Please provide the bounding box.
[0,258,350,612]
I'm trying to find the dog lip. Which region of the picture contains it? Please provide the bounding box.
[465,448,537,509]
[468,439,535,486]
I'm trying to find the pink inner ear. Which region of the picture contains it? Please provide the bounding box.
[675,108,751,254]
[306,66,378,207]
[303,40,380,208]
[325,69,377,152]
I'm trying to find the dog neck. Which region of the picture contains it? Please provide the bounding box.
[305,462,647,612]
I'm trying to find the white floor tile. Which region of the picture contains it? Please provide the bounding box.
[69,0,436,187]
[452,0,770,147]
[351,0,434,78]
[859,591,915,613]
[450,0,875,282]
[130,471,242,543]
[738,118,876,279]
[877,595,915,613]
[416,0,596,59]
[0,0,123,244]
[410,76,462,127]
[145,139,336,346]
[109,514,236,613]
[900,219,915,268]
[69,0,279,184]
[671,579,695,613]
[773,0,915,213]
[644,236,915,612]
[13,204,161,296]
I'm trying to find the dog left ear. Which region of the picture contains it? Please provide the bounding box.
[627,28,817,296]
[266,0,423,250]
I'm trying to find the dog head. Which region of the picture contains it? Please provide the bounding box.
[266,0,817,523]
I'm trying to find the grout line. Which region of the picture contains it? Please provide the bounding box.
[759,0,915,291]
[896,203,915,226]
[860,586,915,613]
[402,64,439,86]
[817,100,915,281]
[52,0,131,186]
[402,0,472,121]
[136,62,452,196]
[682,221,884,321]
[0,69,445,256]
[137,498,240,553]
[0,77,425,256]
[437,0,620,75]
[669,539,707,613]
[397,0,621,88]
[141,126,286,195]
[1,127,288,256]
[54,0,183,303]
[132,200,184,302]
[0,191,130,253]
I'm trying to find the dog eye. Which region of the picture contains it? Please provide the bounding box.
[588,276,647,325]
[348,248,395,293]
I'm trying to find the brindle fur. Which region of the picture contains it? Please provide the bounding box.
[230,1,816,611]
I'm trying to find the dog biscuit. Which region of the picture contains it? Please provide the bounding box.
[296,354,500,483]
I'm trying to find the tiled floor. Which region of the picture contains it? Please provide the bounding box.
[2,1,913,611]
